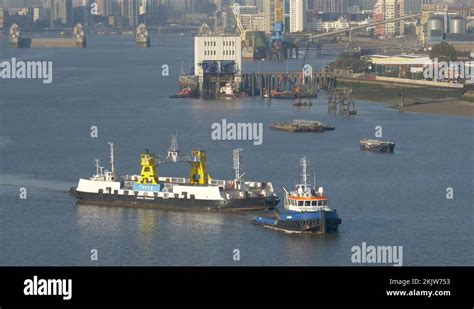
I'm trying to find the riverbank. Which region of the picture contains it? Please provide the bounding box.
[337,79,474,118]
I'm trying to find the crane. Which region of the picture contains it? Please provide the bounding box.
[232,4,248,46]
[268,0,286,60]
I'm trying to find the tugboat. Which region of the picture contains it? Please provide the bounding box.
[254,157,341,234]
[359,138,395,153]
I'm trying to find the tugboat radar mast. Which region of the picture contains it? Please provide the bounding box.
[109,142,116,181]
[233,148,245,181]
[300,156,309,190]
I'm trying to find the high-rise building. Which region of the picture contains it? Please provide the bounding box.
[375,0,404,36]
[235,5,265,31]
[289,0,305,32]
[119,0,140,27]
[57,0,72,24]
[263,0,284,34]
[43,0,72,25]
[96,0,112,16]
[263,0,275,33]
[313,0,348,14]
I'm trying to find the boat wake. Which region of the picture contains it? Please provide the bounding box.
[0,174,73,192]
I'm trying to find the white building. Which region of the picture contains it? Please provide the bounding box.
[235,5,265,31]
[289,0,305,33]
[317,17,350,32]
[194,35,242,82]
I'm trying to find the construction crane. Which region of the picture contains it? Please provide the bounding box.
[232,4,248,46]
[269,0,285,60]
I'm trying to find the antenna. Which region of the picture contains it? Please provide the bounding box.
[94,157,100,176]
[108,142,115,178]
[300,156,309,189]
[170,131,179,152]
[313,153,316,190]
[233,148,244,180]
[168,131,179,160]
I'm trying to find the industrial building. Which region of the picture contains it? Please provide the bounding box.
[420,4,474,52]
[420,4,474,48]
[233,5,264,32]
[194,35,242,98]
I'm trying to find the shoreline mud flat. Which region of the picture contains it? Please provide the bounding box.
[337,81,474,118]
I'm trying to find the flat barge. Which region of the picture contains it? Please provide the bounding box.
[271,119,335,133]
[359,138,395,153]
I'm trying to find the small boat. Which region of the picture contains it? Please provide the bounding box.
[220,83,235,98]
[169,86,198,98]
[263,90,270,99]
[271,90,294,99]
[219,83,246,99]
[253,157,341,234]
[359,138,395,153]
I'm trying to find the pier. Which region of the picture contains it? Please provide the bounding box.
[328,88,357,115]
[241,72,337,98]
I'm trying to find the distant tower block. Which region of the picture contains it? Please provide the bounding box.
[328,88,357,116]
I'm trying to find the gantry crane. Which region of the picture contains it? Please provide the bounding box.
[137,134,212,186]
[232,3,248,46]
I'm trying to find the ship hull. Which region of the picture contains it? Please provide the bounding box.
[360,143,395,153]
[254,211,341,234]
[71,188,279,212]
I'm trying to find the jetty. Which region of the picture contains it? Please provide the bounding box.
[241,72,337,98]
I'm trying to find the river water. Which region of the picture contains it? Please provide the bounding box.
[0,34,472,266]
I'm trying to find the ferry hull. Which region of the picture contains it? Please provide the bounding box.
[71,188,279,212]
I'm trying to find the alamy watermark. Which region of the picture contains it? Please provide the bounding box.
[211,119,263,146]
[351,242,403,266]
[0,57,53,84]
[423,58,474,83]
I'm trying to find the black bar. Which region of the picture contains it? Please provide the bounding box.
[0,267,471,306]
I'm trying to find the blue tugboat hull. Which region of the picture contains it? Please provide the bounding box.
[254,210,341,234]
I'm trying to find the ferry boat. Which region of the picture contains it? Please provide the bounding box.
[70,136,279,212]
[254,157,341,234]
[359,138,395,153]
